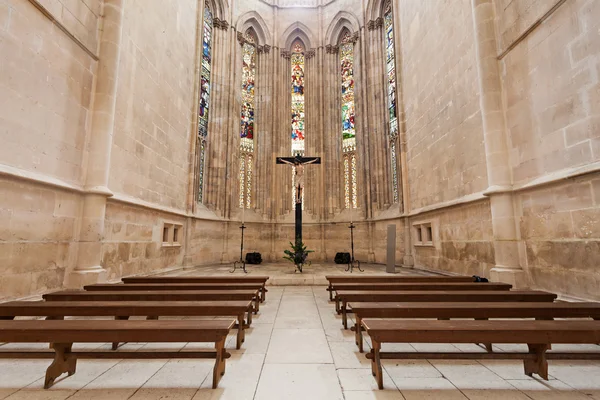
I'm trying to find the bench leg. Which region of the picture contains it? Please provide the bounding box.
[254,297,260,314]
[335,297,341,314]
[45,343,76,389]
[342,301,348,329]
[112,316,130,350]
[247,308,253,325]
[355,316,364,353]
[261,285,266,303]
[236,314,246,350]
[370,340,384,389]
[524,344,549,380]
[473,318,493,352]
[328,285,333,301]
[212,338,228,389]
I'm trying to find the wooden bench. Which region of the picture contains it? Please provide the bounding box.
[0,300,253,350]
[350,302,600,352]
[0,319,235,389]
[122,276,270,302]
[325,275,475,300]
[43,290,261,314]
[361,319,600,389]
[335,290,558,329]
[332,282,512,295]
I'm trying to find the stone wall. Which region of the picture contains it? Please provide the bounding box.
[400,0,488,209]
[109,0,197,210]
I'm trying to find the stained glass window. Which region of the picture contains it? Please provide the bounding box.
[291,42,306,208]
[385,1,399,203]
[340,32,358,209]
[197,4,213,203]
[239,32,257,208]
[291,44,305,157]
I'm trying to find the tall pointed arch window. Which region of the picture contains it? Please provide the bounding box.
[385,0,399,203]
[197,4,213,203]
[291,41,305,207]
[239,31,257,208]
[340,31,358,209]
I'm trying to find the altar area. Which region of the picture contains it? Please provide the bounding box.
[148,263,438,286]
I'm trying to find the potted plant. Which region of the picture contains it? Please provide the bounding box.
[283,241,314,273]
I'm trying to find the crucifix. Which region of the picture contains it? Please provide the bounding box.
[276,155,321,249]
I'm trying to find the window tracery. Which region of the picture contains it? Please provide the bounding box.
[197,4,213,203]
[239,31,257,208]
[385,0,400,203]
[340,31,358,209]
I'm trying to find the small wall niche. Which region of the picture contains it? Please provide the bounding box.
[162,222,183,247]
[413,221,435,247]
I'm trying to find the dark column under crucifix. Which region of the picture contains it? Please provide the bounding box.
[276,155,321,252]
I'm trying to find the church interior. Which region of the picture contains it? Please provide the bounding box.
[1,0,600,398]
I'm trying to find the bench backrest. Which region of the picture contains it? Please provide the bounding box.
[122,276,269,284]
[85,283,262,291]
[43,290,259,302]
[333,282,511,291]
[326,275,474,283]
[336,290,558,302]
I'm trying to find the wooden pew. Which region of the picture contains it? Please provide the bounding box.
[0,319,235,389]
[122,276,270,302]
[331,282,512,294]
[44,290,261,314]
[86,283,263,294]
[0,300,253,350]
[350,302,600,352]
[325,275,476,300]
[361,319,600,389]
[335,290,558,329]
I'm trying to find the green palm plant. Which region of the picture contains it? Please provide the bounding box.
[283,241,314,273]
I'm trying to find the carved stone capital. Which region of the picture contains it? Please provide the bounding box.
[280,50,291,59]
[325,44,338,54]
[263,45,271,53]
[376,17,384,28]
[213,18,229,30]
[305,49,316,59]
[351,32,360,43]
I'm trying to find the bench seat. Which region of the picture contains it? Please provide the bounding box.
[362,319,600,389]
[325,275,475,300]
[332,282,512,293]
[122,276,270,301]
[86,283,266,302]
[335,290,558,328]
[350,301,600,352]
[43,290,261,313]
[0,319,235,389]
[0,300,253,350]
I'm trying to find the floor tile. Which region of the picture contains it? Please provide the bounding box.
[266,328,332,364]
[343,390,406,400]
[338,368,396,391]
[195,353,264,400]
[394,378,467,399]
[254,364,343,400]
[330,341,371,368]
[461,389,530,400]
[430,361,513,390]
[383,360,442,379]
[507,379,590,399]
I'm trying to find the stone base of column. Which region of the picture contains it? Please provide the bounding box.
[490,266,528,288]
[403,255,414,268]
[65,267,108,289]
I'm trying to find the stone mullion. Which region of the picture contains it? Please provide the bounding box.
[304,53,313,214]
[367,25,384,211]
[269,49,280,220]
[323,49,334,217]
[205,21,225,213]
[255,48,267,216]
[377,21,393,208]
[316,47,326,220]
[357,27,373,219]
[223,26,239,218]
[334,49,344,213]
[354,33,368,217]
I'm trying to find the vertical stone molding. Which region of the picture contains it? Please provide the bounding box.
[65,0,125,288]
[471,0,527,287]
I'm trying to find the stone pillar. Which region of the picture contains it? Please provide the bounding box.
[471,0,527,287]
[65,0,125,287]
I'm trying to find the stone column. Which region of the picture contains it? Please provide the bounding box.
[471,0,527,287]
[65,0,125,287]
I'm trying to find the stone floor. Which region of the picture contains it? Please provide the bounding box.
[2,282,600,399]
[153,262,437,286]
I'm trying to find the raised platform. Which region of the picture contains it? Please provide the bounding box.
[150,263,439,286]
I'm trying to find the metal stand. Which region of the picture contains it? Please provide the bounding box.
[345,223,363,273]
[231,224,248,273]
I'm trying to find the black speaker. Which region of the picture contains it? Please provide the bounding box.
[246,252,263,265]
[334,252,351,264]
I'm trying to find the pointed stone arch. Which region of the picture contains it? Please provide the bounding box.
[325,11,360,46]
[365,0,389,21]
[236,11,272,46]
[203,0,229,21]
[281,22,315,51]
